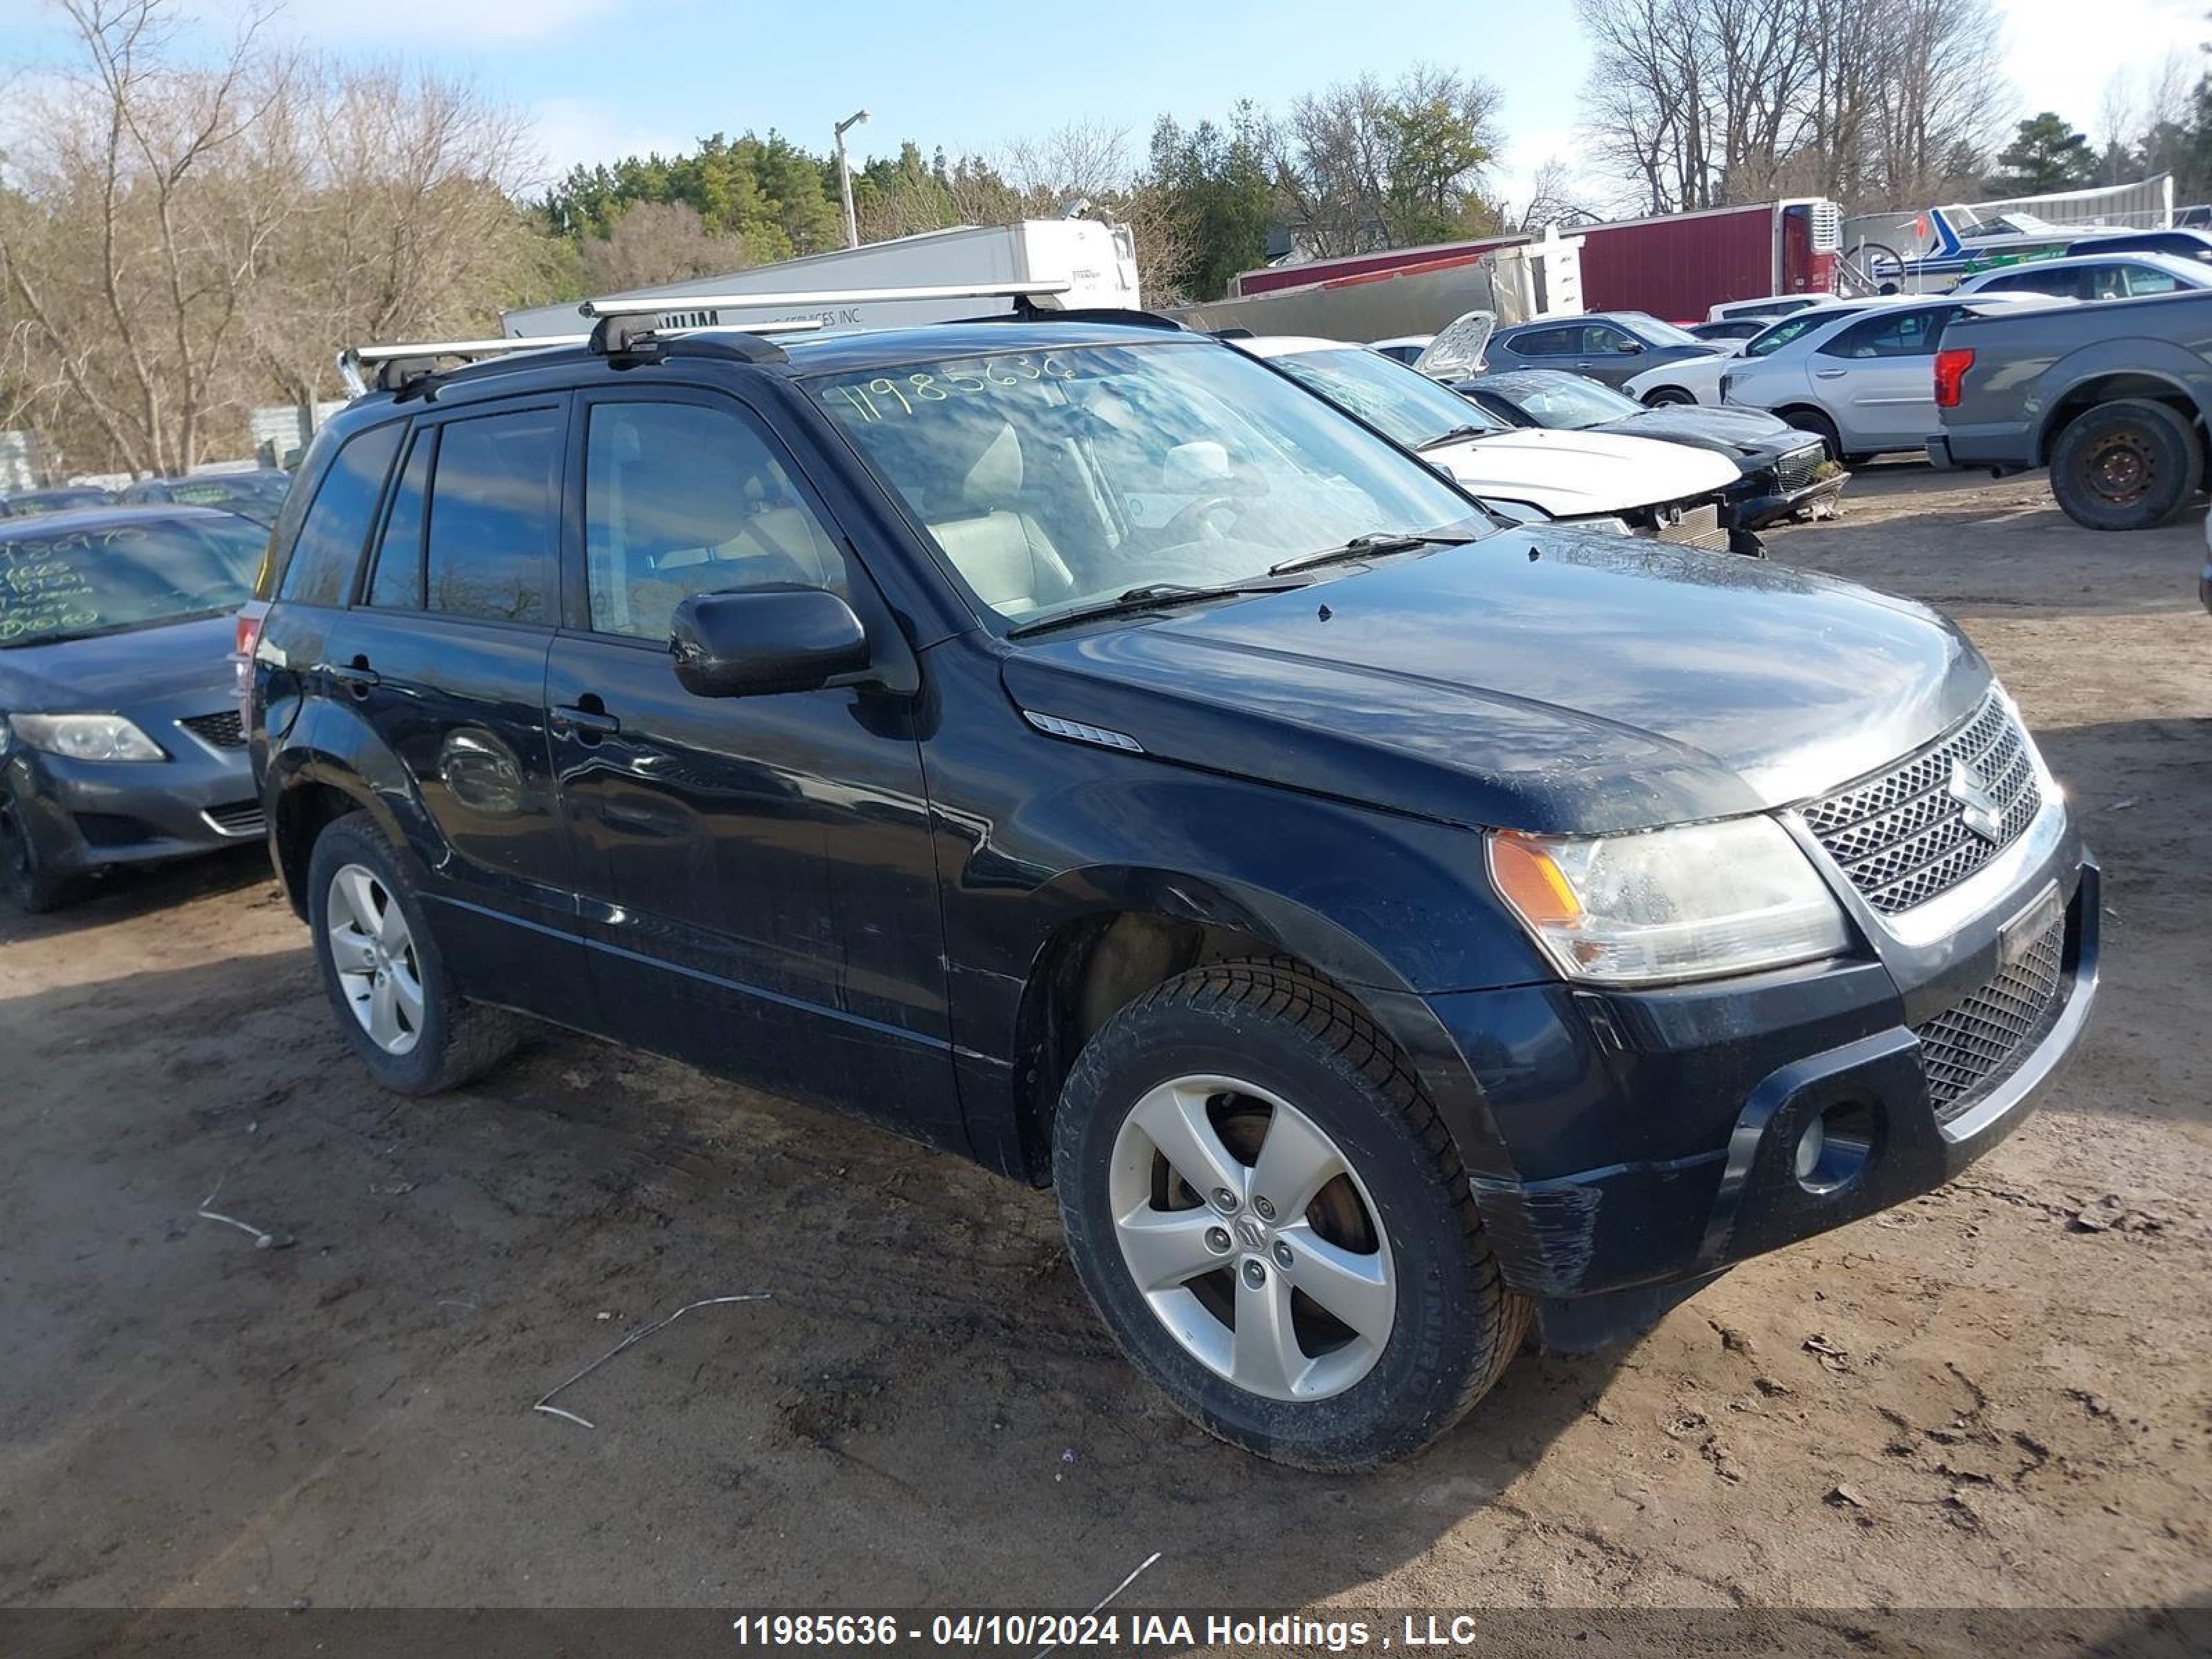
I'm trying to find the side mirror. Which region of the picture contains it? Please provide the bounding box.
[1618,339,1645,355]
[669,587,872,698]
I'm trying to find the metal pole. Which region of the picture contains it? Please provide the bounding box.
[834,109,869,249]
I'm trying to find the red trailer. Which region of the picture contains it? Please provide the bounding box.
[1575,200,1841,318]
[1230,200,1841,321]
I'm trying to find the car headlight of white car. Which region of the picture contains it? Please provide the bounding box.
[5,712,168,762]
[1488,817,1850,985]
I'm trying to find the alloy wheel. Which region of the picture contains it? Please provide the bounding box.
[326,863,424,1055]
[1108,1074,1395,1401]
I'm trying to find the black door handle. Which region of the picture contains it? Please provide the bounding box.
[328,659,379,698]
[552,702,620,739]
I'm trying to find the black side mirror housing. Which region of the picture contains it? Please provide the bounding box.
[669,587,873,697]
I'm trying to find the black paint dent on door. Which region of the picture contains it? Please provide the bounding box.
[545,384,960,1149]
[339,399,584,1015]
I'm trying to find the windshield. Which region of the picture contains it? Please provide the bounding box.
[1484,375,1643,429]
[0,515,265,646]
[1267,348,1509,448]
[1612,312,1702,346]
[1745,308,1855,357]
[809,341,1490,628]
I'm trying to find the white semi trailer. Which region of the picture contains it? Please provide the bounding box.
[501,219,1141,339]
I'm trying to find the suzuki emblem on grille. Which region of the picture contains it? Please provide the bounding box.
[1948,760,2004,843]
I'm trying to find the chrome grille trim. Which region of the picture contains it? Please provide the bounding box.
[1774,444,1824,492]
[1803,694,2042,916]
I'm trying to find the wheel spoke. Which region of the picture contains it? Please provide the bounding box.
[375,888,410,953]
[1231,1268,1309,1397]
[368,973,400,1048]
[1116,1206,1224,1292]
[1249,1104,1344,1219]
[1127,1079,1246,1202]
[326,926,377,975]
[1280,1221,1394,1344]
[388,960,425,1035]
[335,868,380,936]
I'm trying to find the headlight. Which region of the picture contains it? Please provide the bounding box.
[6,713,167,762]
[1550,514,1634,536]
[1488,816,1850,986]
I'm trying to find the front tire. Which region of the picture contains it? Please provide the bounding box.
[0,785,77,913]
[1642,386,1694,407]
[306,811,519,1094]
[1053,960,1528,1469]
[2050,399,2200,531]
[1781,407,1844,464]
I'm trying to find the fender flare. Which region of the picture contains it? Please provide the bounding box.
[2031,340,2212,461]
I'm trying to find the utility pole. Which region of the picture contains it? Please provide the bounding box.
[835,109,870,248]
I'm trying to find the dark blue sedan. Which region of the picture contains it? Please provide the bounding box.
[0,506,267,910]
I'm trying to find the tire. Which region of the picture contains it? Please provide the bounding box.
[306,810,520,1094]
[2050,399,2201,532]
[1781,407,1844,464]
[0,785,77,913]
[1642,386,1694,407]
[1053,959,1528,1470]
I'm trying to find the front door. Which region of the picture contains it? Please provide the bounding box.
[544,386,962,1149]
[325,400,584,1014]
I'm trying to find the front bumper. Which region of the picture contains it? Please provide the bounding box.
[1426,849,2099,1344]
[3,738,261,876]
[1728,467,1847,530]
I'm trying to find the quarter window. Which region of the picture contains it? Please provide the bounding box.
[276,422,404,606]
[583,400,847,641]
[423,409,561,625]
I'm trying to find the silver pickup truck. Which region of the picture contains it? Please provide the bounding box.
[1929,288,2212,531]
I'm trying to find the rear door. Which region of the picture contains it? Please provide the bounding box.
[543,384,963,1148]
[1810,305,1957,451]
[334,397,584,1013]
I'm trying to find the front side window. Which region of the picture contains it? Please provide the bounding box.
[583,400,849,641]
[809,341,1490,628]
[1582,324,1639,355]
[423,409,561,626]
[278,422,404,606]
[0,514,266,646]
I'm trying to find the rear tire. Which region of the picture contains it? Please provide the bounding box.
[306,811,520,1094]
[0,785,77,914]
[1053,959,1528,1470]
[2050,399,2200,532]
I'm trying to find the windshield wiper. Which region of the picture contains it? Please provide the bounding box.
[1268,530,1477,578]
[1416,426,1492,451]
[1006,578,1309,639]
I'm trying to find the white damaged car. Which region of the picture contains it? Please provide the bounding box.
[1232,333,1747,550]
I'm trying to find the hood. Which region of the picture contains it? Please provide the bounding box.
[1002,532,1989,835]
[1596,406,1817,465]
[0,612,236,714]
[1427,428,1740,516]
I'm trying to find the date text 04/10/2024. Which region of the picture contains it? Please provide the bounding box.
[730,1613,1495,1651]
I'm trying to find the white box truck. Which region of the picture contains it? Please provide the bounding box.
[502,219,1141,339]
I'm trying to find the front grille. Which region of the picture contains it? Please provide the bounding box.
[1653,501,1727,550]
[1913,914,2068,1121]
[180,709,246,750]
[203,800,265,836]
[1774,444,1824,492]
[1803,694,2042,915]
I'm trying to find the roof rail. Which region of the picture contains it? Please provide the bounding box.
[574,279,1074,321]
[336,317,828,396]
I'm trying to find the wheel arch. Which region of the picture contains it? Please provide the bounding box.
[263,702,435,919]
[2036,371,2208,471]
[1002,869,1510,1192]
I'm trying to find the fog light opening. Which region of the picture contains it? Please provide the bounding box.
[1796,1101,1874,1195]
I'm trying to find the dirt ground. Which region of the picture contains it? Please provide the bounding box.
[1,464,2207,1625]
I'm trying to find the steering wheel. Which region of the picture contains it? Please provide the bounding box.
[1161,494,1241,544]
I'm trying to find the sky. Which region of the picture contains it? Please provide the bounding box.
[1,0,2204,212]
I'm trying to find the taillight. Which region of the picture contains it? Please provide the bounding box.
[232,608,264,702]
[1934,347,1975,409]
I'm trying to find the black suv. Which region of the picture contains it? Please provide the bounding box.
[247,315,2099,1470]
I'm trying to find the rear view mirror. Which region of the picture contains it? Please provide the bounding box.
[670,588,872,697]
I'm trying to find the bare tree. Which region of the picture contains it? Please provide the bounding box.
[1272,66,1504,254]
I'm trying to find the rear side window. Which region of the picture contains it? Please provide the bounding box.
[276,422,404,606]
[365,429,432,609]
[2121,265,2184,297]
[1819,308,1951,359]
[424,409,561,625]
[1507,326,1575,357]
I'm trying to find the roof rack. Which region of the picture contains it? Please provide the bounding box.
[339,278,1084,395]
